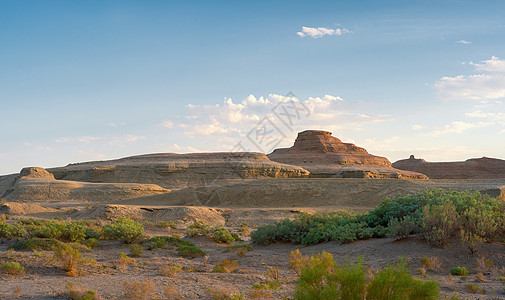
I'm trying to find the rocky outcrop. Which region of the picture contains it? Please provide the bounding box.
[268,130,428,179]
[47,152,310,189]
[393,155,505,179]
[1,167,170,204]
[118,178,505,208]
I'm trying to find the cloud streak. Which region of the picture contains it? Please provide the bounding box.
[435,56,505,100]
[297,26,351,38]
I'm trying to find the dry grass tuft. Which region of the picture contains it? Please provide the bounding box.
[159,264,182,277]
[212,259,239,273]
[163,284,180,299]
[123,279,155,300]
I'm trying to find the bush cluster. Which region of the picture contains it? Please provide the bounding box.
[185,222,241,244]
[293,251,439,300]
[251,189,505,252]
[144,235,206,258]
[102,217,144,244]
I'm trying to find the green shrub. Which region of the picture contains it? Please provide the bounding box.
[155,221,176,229]
[2,262,25,275]
[144,236,194,250]
[66,281,99,300]
[129,244,143,257]
[464,283,480,293]
[450,266,469,276]
[387,215,419,240]
[294,251,338,299]
[185,221,211,237]
[422,200,458,247]
[366,259,438,300]
[54,244,82,276]
[82,238,99,249]
[177,245,206,258]
[0,222,26,238]
[11,238,66,251]
[211,226,240,244]
[335,257,367,300]
[102,217,144,244]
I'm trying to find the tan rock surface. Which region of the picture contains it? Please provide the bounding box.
[47,152,310,189]
[117,178,505,208]
[0,167,170,204]
[268,130,428,179]
[393,155,505,179]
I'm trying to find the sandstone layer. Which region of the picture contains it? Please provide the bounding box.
[47,152,310,189]
[0,167,170,204]
[116,178,505,208]
[268,130,428,179]
[393,155,505,179]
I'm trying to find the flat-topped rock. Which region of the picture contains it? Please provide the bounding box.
[268,130,428,179]
[393,156,505,179]
[47,152,310,189]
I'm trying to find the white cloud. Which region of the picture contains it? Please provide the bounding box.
[169,93,391,153]
[465,110,505,121]
[456,40,472,44]
[159,120,174,128]
[297,26,351,38]
[412,124,424,131]
[435,56,505,100]
[429,121,492,136]
[470,56,505,73]
[109,122,125,127]
[76,150,105,160]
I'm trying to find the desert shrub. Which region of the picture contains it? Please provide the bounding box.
[366,259,438,300]
[0,222,26,238]
[422,200,458,247]
[159,264,182,277]
[207,287,245,300]
[421,256,442,272]
[227,244,253,256]
[163,284,180,299]
[129,244,143,257]
[84,227,102,240]
[294,251,338,299]
[83,238,99,249]
[2,262,25,275]
[185,221,211,237]
[123,279,155,300]
[66,282,100,300]
[211,226,240,243]
[178,245,206,258]
[11,238,66,251]
[252,266,282,290]
[464,283,480,293]
[145,236,194,250]
[289,249,309,276]
[54,244,82,276]
[238,222,250,236]
[335,257,367,300]
[476,272,485,282]
[155,220,177,229]
[116,252,136,272]
[212,259,238,273]
[450,266,469,276]
[387,215,419,240]
[102,217,144,243]
[63,222,88,243]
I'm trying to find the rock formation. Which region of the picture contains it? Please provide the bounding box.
[47,152,310,189]
[268,130,428,179]
[393,155,505,179]
[1,167,170,204]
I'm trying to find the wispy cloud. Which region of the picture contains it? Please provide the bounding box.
[297,26,351,38]
[428,121,492,136]
[435,56,505,100]
[456,40,472,44]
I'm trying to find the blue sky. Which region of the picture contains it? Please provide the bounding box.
[1,0,505,174]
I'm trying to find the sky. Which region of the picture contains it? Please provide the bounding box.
[1,0,505,175]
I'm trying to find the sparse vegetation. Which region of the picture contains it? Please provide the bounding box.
[53,244,82,277]
[251,189,505,253]
[129,244,143,257]
[159,264,183,277]
[293,251,438,300]
[178,245,206,258]
[212,259,239,273]
[450,266,469,276]
[185,222,240,244]
[66,282,100,300]
[227,244,253,256]
[103,217,144,244]
[116,252,136,272]
[123,279,155,300]
[2,261,25,275]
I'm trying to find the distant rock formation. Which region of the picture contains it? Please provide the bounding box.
[393,155,505,179]
[47,152,310,189]
[268,130,428,179]
[1,167,170,203]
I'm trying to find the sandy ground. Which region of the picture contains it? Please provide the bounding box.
[1,221,505,299]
